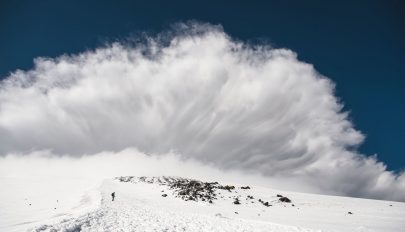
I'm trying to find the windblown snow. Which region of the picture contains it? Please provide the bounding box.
[1,23,405,232]
[1,23,405,202]
[19,176,405,232]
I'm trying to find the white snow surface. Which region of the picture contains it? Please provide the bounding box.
[3,176,405,232]
[0,177,101,232]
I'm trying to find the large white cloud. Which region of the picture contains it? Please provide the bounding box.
[0,23,404,201]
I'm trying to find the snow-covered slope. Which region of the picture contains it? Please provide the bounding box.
[26,176,405,232]
[0,177,101,232]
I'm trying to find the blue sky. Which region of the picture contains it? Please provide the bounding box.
[0,0,404,171]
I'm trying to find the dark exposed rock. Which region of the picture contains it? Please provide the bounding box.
[257,198,271,207]
[279,197,291,203]
[241,186,250,189]
[162,194,168,197]
[348,212,353,214]
[233,198,241,205]
[263,202,271,207]
[220,185,235,192]
[276,194,283,197]
[117,176,136,182]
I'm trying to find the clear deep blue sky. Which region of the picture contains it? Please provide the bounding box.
[1,0,404,171]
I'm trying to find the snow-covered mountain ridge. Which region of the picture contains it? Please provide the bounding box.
[30,176,405,232]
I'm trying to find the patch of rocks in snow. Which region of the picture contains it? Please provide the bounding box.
[116,176,294,207]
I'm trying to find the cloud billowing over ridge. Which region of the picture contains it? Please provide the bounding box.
[0,23,404,201]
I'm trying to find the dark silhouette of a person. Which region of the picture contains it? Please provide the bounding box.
[111,192,115,201]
